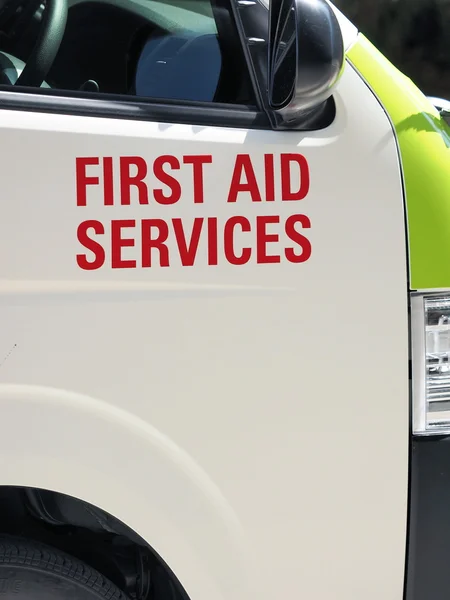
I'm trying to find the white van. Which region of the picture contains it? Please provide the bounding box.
[0,0,447,599]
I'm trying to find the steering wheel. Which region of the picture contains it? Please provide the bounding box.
[0,0,67,87]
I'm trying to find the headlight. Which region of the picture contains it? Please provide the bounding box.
[412,294,450,435]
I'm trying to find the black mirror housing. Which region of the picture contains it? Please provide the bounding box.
[268,0,344,126]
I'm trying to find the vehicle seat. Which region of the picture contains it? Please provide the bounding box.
[0,51,50,87]
[133,32,222,102]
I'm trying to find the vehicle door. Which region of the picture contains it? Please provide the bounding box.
[0,2,409,600]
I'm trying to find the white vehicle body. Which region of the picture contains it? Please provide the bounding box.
[0,0,447,599]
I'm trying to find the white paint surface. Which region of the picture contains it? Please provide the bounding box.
[0,61,408,600]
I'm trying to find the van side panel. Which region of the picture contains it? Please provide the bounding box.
[0,60,408,600]
[348,34,450,290]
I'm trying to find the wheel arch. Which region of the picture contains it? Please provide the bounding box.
[0,384,250,600]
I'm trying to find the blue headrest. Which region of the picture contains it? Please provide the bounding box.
[135,32,222,102]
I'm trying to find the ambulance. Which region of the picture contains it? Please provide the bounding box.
[0,0,447,598]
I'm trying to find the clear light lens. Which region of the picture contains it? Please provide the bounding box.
[425,297,450,428]
[413,294,450,434]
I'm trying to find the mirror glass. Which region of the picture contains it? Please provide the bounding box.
[269,0,296,108]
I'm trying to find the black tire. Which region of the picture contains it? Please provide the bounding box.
[0,536,130,599]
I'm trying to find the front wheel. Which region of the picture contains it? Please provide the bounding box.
[0,536,130,599]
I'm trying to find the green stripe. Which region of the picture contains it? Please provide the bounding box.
[347,35,450,290]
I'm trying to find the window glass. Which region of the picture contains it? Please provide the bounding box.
[0,0,256,105]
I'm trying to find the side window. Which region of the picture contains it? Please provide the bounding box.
[0,0,256,106]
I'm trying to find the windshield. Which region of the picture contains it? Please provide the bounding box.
[68,0,217,33]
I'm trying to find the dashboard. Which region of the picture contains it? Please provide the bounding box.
[67,0,218,33]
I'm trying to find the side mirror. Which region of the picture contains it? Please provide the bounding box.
[268,0,344,125]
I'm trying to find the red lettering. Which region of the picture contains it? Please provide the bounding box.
[183,155,212,204]
[153,156,181,205]
[142,219,170,267]
[76,157,99,207]
[256,216,280,264]
[224,216,251,265]
[76,220,105,270]
[120,157,148,205]
[227,154,262,203]
[172,218,204,266]
[264,154,275,201]
[111,220,136,269]
[207,217,218,266]
[285,214,312,263]
[103,157,114,206]
[280,154,310,201]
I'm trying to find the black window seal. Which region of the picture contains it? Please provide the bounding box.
[0,86,271,129]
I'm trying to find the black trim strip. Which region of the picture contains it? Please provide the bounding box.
[0,87,270,129]
[406,436,450,600]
